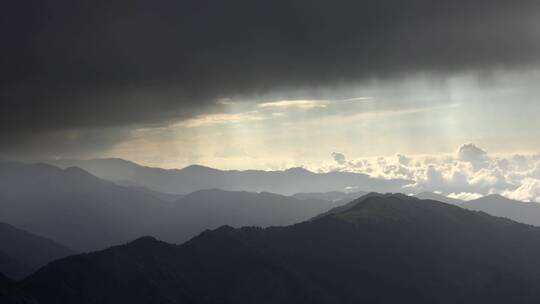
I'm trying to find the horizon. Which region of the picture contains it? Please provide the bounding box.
[28,143,540,172]
[16,143,539,203]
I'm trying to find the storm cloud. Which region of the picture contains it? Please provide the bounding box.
[2,0,540,157]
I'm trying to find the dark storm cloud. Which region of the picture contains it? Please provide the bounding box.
[1,127,130,160]
[2,0,540,157]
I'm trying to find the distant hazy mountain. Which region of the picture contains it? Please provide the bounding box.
[0,161,337,251]
[117,183,184,202]
[413,191,464,205]
[153,189,338,244]
[411,193,540,228]
[461,194,540,226]
[173,189,336,234]
[23,194,540,303]
[292,190,367,202]
[0,161,178,251]
[0,222,73,279]
[46,158,413,195]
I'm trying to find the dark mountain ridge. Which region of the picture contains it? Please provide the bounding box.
[413,191,464,205]
[23,194,540,303]
[0,222,73,279]
[292,190,367,202]
[0,273,36,304]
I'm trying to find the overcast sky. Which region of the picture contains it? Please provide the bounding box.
[2,0,540,171]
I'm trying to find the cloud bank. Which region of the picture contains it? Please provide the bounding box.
[325,144,540,202]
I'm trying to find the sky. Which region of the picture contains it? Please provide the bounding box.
[2,1,540,178]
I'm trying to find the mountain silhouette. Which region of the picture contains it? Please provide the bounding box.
[23,194,540,303]
[413,191,464,205]
[0,273,36,304]
[172,189,336,235]
[0,251,30,282]
[309,192,391,220]
[0,222,73,279]
[47,158,413,195]
[0,161,337,251]
[461,194,540,226]
[292,190,367,202]
[0,161,179,251]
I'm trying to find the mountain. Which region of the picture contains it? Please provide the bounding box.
[169,189,336,241]
[414,191,464,205]
[0,273,36,304]
[461,194,540,226]
[292,190,367,202]
[23,194,540,303]
[116,183,184,202]
[0,251,30,282]
[24,235,328,304]
[0,161,337,251]
[0,222,73,279]
[309,192,387,220]
[0,161,179,251]
[411,193,540,228]
[46,158,413,195]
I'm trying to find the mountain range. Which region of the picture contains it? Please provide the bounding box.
[45,158,412,195]
[413,191,464,205]
[0,161,337,252]
[0,222,73,279]
[292,190,367,202]
[412,192,540,228]
[20,193,540,303]
[460,194,540,227]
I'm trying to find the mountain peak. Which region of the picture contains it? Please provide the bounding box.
[482,194,508,200]
[180,164,221,173]
[126,236,163,250]
[347,193,417,212]
[311,192,415,221]
[130,236,159,245]
[284,167,313,174]
[63,166,95,178]
[331,193,461,223]
[470,194,521,204]
[414,192,464,205]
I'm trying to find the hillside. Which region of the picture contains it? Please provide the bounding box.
[24,194,540,303]
[461,194,540,226]
[0,222,73,279]
[0,161,337,251]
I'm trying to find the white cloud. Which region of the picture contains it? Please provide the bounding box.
[258,99,327,109]
[502,178,540,203]
[321,143,539,201]
[447,192,483,201]
[339,97,374,102]
[177,111,266,128]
